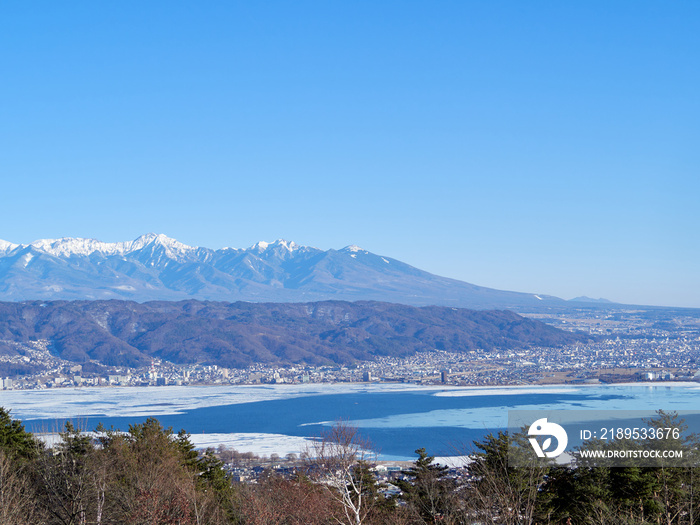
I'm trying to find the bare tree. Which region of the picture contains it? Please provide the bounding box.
[463,431,547,525]
[305,420,378,525]
[0,450,43,525]
[237,474,338,525]
[34,423,96,525]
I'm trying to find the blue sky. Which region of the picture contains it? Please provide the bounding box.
[1,2,698,307]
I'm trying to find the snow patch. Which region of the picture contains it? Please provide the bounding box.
[381,257,390,264]
[91,311,110,331]
[188,433,314,456]
[37,431,314,457]
[434,456,473,468]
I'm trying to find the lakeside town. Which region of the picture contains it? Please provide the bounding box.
[2,308,699,390]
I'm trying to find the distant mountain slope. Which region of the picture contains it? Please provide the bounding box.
[0,300,590,368]
[0,234,569,310]
[569,296,613,304]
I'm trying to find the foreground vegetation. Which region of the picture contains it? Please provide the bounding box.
[1,408,698,524]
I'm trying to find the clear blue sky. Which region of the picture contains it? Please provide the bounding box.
[1,2,698,307]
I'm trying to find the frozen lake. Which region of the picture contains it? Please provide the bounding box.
[3,382,699,460]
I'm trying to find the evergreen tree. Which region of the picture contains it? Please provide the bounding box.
[540,464,612,524]
[0,407,39,460]
[397,447,454,523]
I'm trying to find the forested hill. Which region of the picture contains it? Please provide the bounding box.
[0,300,589,368]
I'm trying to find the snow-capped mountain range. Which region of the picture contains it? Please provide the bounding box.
[0,233,571,309]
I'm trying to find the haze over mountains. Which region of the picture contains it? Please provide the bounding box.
[0,233,584,310]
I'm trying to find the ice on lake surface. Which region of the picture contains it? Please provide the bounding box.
[5,382,700,460]
[8,382,692,420]
[1,383,454,419]
[188,432,315,457]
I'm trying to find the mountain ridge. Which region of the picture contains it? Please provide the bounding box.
[0,299,591,369]
[0,233,571,310]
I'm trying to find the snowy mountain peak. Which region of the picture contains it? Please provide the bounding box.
[251,239,299,253]
[130,232,160,249]
[251,241,270,251]
[11,233,196,258]
[129,233,196,255]
[276,239,298,251]
[0,233,573,309]
[0,239,19,254]
[28,237,131,257]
